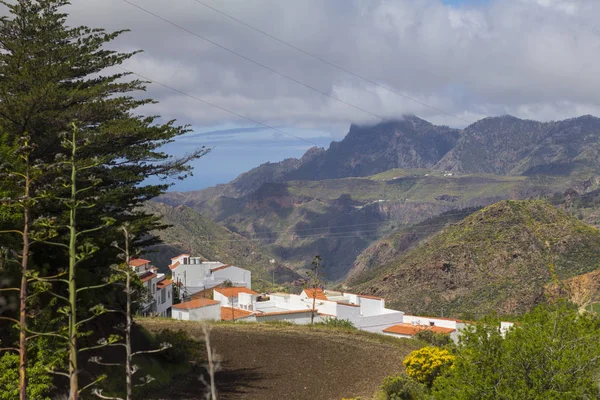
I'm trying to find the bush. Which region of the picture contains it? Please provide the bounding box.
[380,374,425,400]
[403,347,454,388]
[414,329,452,347]
[153,329,200,364]
[0,353,53,400]
[315,317,356,329]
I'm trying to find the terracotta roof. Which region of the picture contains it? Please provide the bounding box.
[256,309,315,317]
[171,254,190,260]
[214,287,258,297]
[129,258,151,267]
[168,261,180,270]
[211,264,232,272]
[173,298,220,310]
[303,288,327,301]
[221,307,254,321]
[383,323,456,336]
[140,272,157,283]
[157,279,173,289]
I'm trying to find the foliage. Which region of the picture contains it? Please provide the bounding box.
[379,374,425,400]
[414,330,452,347]
[403,347,454,388]
[0,353,52,400]
[433,302,600,399]
[315,317,356,330]
[153,329,200,364]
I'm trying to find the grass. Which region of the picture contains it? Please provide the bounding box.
[137,318,423,400]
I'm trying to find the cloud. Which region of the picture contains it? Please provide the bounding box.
[8,0,600,138]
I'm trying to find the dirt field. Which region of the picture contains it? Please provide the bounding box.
[139,319,421,400]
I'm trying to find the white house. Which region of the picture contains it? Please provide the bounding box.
[172,298,221,321]
[169,254,251,299]
[129,258,173,317]
[382,315,471,342]
[224,288,405,331]
[213,287,260,308]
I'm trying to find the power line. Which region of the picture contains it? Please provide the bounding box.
[116,65,318,146]
[190,0,472,124]
[168,189,600,240]
[121,0,388,122]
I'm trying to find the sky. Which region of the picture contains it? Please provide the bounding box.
[7,0,600,191]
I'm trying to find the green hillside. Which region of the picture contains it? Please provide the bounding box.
[353,200,600,317]
[141,202,299,289]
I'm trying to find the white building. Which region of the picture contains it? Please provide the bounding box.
[169,254,251,299]
[172,298,221,321]
[383,315,470,342]
[129,258,173,317]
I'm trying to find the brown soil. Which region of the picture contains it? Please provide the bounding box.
[139,319,420,400]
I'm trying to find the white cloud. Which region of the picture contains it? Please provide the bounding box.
[7,0,600,138]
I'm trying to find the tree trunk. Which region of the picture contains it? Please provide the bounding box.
[68,140,78,400]
[124,230,132,400]
[19,169,30,400]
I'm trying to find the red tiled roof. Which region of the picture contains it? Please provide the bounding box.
[173,298,220,310]
[157,279,173,289]
[171,254,190,260]
[129,258,151,267]
[221,307,254,321]
[211,264,232,272]
[303,288,327,301]
[256,309,315,317]
[214,287,258,297]
[168,261,180,270]
[383,323,456,336]
[140,272,157,283]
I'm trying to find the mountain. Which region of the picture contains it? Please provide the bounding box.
[159,114,600,282]
[199,116,460,198]
[351,200,600,317]
[345,207,483,285]
[159,168,594,281]
[435,115,600,175]
[141,202,300,289]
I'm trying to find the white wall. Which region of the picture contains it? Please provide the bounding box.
[213,266,251,288]
[173,309,190,321]
[255,312,319,324]
[189,304,221,321]
[213,290,230,306]
[358,297,385,316]
[172,304,221,321]
[156,284,173,316]
[350,311,405,333]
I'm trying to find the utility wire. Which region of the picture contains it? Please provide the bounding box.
[166,189,600,239]
[190,0,472,124]
[116,65,318,146]
[122,0,389,122]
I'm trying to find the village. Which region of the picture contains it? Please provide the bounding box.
[130,254,512,342]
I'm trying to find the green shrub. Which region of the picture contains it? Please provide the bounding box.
[153,329,200,364]
[315,317,356,329]
[414,329,452,347]
[0,353,53,400]
[380,374,425,400]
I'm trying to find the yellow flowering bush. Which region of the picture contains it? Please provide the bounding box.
[403,346,455,387]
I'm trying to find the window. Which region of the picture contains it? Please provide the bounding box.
[161,288,166,304]
[168,290,171,299]
[152,283,156,294]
